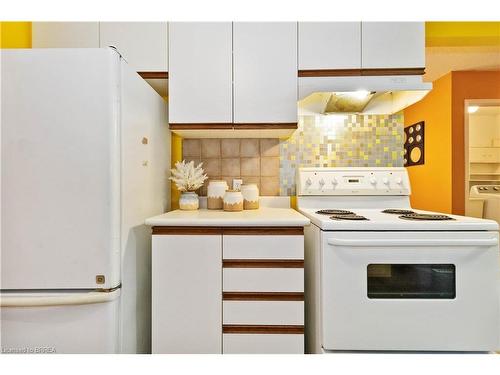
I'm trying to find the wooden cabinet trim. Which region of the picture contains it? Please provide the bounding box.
[361,68,425,76]
[223,259,304,268]
[152,226,303,235]
[223,292,304,301]
[170,123,298,130]
[299,69,362,77]
[298,67,425,77]
[233,123,298,130]
[222,227,304,236]
[169,123,233,130]
[223,324,304,334]
[152,226,223,235]
[138,71,168,79]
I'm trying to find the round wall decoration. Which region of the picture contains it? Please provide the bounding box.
[404,121,425,167]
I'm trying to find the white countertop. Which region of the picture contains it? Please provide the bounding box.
[145,207,310,227]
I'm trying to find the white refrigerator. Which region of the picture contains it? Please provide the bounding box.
[0,48,170,353]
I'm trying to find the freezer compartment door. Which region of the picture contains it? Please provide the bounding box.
[1,49,121,289]
[0,289,120,354]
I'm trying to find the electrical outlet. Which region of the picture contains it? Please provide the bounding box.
[233,179,243,191]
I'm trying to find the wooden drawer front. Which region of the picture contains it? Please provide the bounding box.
[223,268,304,292]
[223,334,304,354]
[223,301,304,325]
[223,235,303,259]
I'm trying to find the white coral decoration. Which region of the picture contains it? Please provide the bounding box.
[169,160,208,192]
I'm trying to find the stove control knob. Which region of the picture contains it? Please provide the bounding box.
[395,177,403,185]
[305,178,312,187]
[370,177,377,185]
[331,178,338,186]
[382,177,389,185]
[494,187,499,191]
[319,178,325,187]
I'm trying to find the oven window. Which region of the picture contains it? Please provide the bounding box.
[367,264,456,299]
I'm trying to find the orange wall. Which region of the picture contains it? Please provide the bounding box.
[451,71,500,214]
[404,73,453,213]
[404,71,500,215]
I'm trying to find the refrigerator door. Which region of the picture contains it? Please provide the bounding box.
[1,49,121,289]
[0,289,120,354]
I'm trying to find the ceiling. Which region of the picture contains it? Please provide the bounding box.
[423,22,500,82]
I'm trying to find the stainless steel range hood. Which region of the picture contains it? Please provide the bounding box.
[298,75,432,115]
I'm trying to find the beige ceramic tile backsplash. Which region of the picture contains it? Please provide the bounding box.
[182,139,280,196]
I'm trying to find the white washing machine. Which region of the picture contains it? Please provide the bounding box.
[470,185,500,225]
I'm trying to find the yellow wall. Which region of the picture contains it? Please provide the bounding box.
[170,133,182,210]
[426,22,500,47]
[403,73,453,213]
[0,22,31,48]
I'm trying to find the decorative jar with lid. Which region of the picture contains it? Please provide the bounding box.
[207,180,229,210]
[223,190,244,212]
[240,184,259,210]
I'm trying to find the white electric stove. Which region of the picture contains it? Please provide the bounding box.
[297,167,500,353]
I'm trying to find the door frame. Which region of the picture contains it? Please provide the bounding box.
[463,98,500,216]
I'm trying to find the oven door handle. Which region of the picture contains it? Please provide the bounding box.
[327,238,498,247]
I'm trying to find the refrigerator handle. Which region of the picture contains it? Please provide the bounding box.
[0,289,120,307]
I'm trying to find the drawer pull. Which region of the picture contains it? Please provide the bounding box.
[223,292,304,301]
[223,259,304,268]
[223,325,304,334]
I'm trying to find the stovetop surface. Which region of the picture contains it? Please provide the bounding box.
[298,207,499,231]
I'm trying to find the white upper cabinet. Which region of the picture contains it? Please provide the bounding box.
[99,22,168,72]
[361,22,425,69]
[233,22,298,124]
[298,22,361,70]
[32,22,99,47]
[168,22,233,124]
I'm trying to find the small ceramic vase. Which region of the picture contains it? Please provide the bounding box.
[179,191,199,210]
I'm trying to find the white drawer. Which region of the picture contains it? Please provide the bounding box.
[223,301,304,325]
[223,268,304,292]
[223,334,304,354]
[223,235,304,259]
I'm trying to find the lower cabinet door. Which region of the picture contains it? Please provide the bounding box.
[223,334,304,354]
[152,233,222,353]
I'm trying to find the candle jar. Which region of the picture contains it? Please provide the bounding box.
[241,184,259,210]
[207,180,229,210]
[223,190,244,212]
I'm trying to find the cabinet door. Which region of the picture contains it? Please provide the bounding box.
[32,22,99,48]
[168,22,233,124]
[99,22,168,72]
[233,22,298,123]
[152,233,222,353]
[361,22,425,69]
[298,22,361,70]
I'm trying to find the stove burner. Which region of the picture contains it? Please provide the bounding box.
[382,209,416,215]
[330,214,368,221]
[399,213,455,221]
[316,209,354,215]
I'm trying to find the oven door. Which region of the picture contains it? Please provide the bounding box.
[321,231,500,351]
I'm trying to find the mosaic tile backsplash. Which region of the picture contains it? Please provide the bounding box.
[279,114,404,195]
[179,114,404,197]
